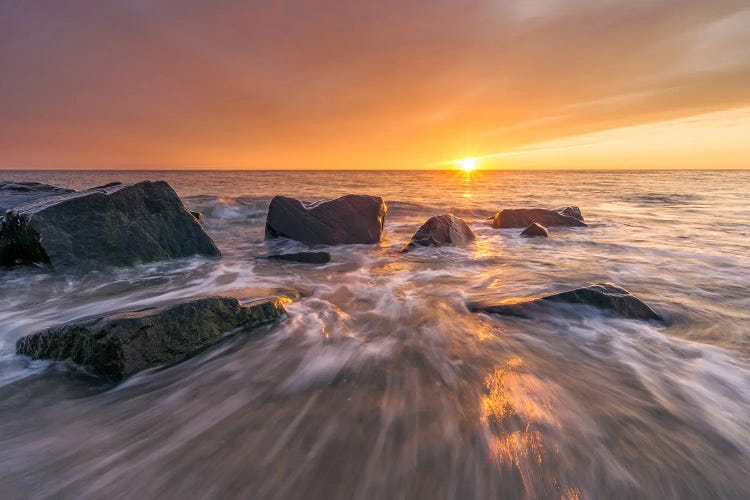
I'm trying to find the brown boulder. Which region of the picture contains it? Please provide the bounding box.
[520,222,549,237]
[402,214,476,252]
[490,207,586,228]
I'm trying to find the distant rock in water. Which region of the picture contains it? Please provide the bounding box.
[0,180,220,268]
[0,181,74,213]
[266,251,331,264]
[402,214,476,252]
[521,222,549,238]
[16,296,287,380]
[555,206,583,221]
[468,283,662,321]
[490,207,587,228]
[265,194,386,245]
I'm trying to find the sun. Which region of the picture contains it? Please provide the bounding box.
[457,157,478,172]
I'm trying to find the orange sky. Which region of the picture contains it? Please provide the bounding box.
[1,1,749,170]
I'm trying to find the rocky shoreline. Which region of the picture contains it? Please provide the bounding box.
[2,179,660,381]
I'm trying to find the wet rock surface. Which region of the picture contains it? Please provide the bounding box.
[490,207,587,228]
[266,251,331,264]
[402,214,476,252]
[468,283,662,321]
[265,194,387,245]
[521,222,549,237]
[555,206,583,221]
[16,296,287,380]
[0,182,74,213]
[0,181,220,268]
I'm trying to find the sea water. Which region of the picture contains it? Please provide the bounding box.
[1,169,749,498]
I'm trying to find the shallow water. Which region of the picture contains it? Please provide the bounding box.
[1,170,749,498]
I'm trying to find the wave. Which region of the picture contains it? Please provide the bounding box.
[623,193,704,205]
[186,195,267,220]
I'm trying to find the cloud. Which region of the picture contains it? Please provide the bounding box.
[479,107,750,170]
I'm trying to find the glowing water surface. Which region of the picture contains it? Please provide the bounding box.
[1,170,749,498]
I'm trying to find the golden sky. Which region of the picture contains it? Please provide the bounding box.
[1,1,749,170]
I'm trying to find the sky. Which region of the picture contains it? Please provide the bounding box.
[1,0,749,170]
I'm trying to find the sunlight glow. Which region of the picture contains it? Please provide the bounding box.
[457,157,478,172]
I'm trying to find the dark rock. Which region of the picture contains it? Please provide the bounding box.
[402,214,476,252]
[266,251,331,264]
[16,296,287,380]
[468,283,661,321]
[490,207,587,228]
[190,211,202,221]
[265,194,387,245]
[0,180,221,268]
[555,206,583,221]
[0,182,74,213]
[521,222,549,238]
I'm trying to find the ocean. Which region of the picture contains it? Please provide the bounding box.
[1,169,749,498]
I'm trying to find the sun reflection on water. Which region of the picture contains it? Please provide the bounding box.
[480,357,580,497]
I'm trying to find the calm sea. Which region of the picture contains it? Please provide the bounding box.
[1,169,749,498]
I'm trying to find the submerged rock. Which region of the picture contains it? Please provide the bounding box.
[490,207,587,228]
[265,194,387,245]
[468,283,662,321]
[0,181,220,268]
[402,214,476,252]
[521,222,549,238]
[16,296,287,380]
[266,251,331,264]
[0,181,74,213]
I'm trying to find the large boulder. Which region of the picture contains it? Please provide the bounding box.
[468,283,662,321]
[520,222,549,238]
[0,181,74,213]
[16,296,287,380]
[0,181,220,268]
[490,207,587,228]
[265,194,387,245]
[402,214,476,252]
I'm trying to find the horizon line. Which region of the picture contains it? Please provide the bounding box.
[1,168,748,172]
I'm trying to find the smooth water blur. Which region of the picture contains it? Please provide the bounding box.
[1,170,749,498]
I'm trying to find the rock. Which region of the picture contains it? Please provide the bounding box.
[16,296,287,380]
[468,283,661,321]
[266,251,331,264]
[490,207,587,228]
[0,181,74,213]
[521,222,549,238]
[0,181,221,268]
[190,211,202,221]
[402,214,476,252]
[555,206,583,221]
[265,194,387,245]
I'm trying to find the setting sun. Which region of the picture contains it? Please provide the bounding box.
[457,157,478,172]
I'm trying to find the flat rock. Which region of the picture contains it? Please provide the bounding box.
[490,207,587,228]
[16,296,287,380]
[266,251,331,264]
[0,180,220,268]
[402,214,476,252]
[468,283,662,321]
[265,194,387,245]
[0,181,74,213]
[521,222,549,237]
